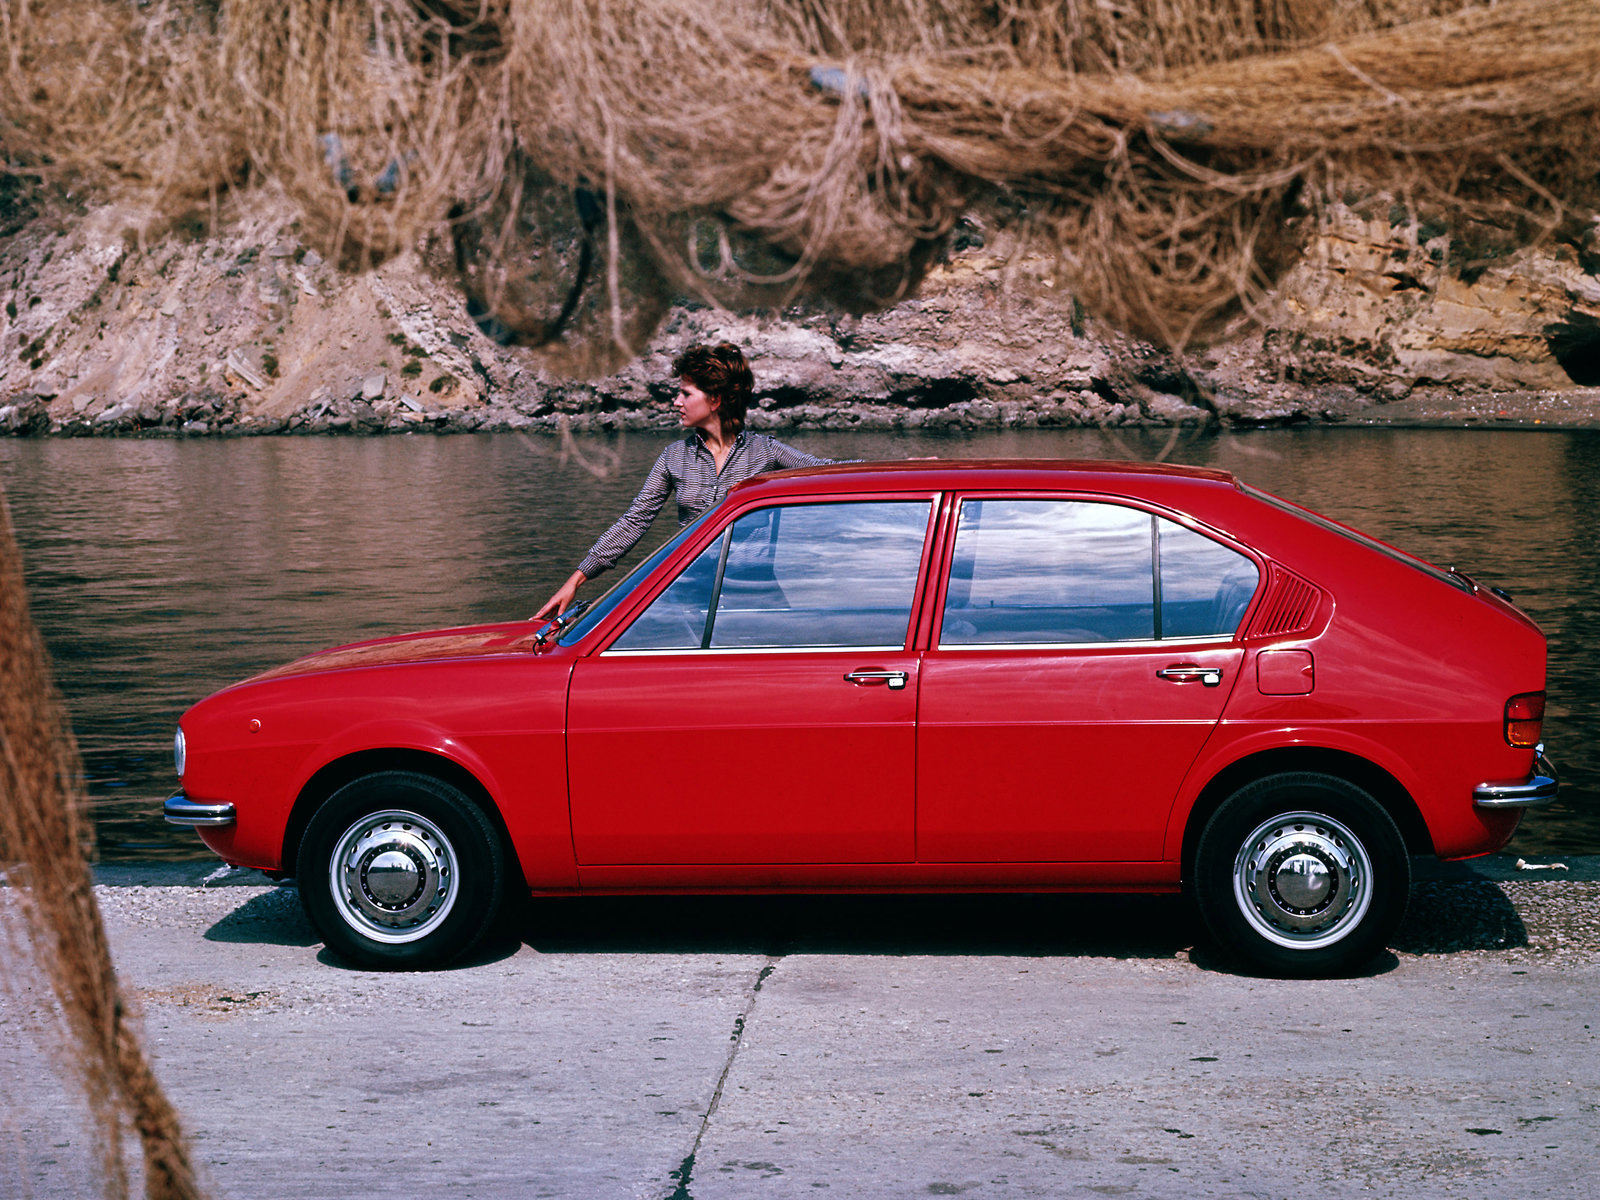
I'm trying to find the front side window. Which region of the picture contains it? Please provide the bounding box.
[605,536,723,650]
[558,505,721,645]
[612,500,932,651]
[940,498,1258,646]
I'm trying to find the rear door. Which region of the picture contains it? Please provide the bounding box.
[916,495,1259,862]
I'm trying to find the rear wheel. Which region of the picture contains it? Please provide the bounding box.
[298,771,505,969]
[1194,772,1409,976]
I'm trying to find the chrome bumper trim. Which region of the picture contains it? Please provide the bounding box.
[1473,750,1559,809]
[163,792,237,827]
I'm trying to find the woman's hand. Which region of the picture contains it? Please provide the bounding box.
[534,570,588,620]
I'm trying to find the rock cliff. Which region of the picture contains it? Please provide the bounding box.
[4,191,1599,436]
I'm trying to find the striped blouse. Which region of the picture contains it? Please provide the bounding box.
[576,431,833,577]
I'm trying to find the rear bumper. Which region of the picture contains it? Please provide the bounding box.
[163,791,237,827]
[1473,748,1559,809]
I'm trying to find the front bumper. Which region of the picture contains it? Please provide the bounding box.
[1473,747,1559,809]
[163,791,237,827]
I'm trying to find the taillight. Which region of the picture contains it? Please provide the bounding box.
[1504,692,1545,748]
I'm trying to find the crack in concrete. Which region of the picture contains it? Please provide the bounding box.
[666,955,780,1200]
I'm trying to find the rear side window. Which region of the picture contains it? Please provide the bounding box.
[612,500,932,651]
[940,499,1258,646]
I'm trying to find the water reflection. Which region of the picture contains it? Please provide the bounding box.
[1,427,1594,860]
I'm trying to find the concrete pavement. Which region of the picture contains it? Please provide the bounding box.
[3,861,1598,1199]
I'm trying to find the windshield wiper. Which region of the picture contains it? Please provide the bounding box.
[532,600,592,647]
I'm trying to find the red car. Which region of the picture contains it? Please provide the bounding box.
[166,460,1556,975]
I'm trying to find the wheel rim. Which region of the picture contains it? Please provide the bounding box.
[1231,810,1374,950]
[327,808,459,945]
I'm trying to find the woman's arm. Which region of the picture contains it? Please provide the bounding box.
[764,438,836,469]
[534,448,674,617]
[766,438,929,468]
[577,448,675,576]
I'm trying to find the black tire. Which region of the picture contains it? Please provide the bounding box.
[1193,772,1409,977]
[297,771,506,969]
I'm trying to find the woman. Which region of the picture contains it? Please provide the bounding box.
[534,342,834,618]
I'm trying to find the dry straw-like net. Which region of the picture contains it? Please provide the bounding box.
[1,487,203,1200]
[3,0,1598,361]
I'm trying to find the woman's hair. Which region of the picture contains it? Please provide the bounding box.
[671,342,753,437]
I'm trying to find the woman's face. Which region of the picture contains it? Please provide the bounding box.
[675,378,721,434]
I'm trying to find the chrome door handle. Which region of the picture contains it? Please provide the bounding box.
[1157,664,1222,687]
[844,669,908,690]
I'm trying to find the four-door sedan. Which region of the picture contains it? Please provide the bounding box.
[166,460,1557,975]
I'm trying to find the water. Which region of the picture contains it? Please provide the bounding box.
[2,426,1595,861]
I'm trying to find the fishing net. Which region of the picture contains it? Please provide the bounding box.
[5,0,1598,358]
[0,487,202,1200]
[3,0,1597,362]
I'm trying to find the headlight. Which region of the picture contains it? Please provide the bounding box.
[174,728,186,779]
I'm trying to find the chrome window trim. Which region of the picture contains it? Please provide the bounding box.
[602,643,910,657]
[934,634,1234,652]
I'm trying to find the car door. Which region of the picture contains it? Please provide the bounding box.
[916,495,1259,862]
[567,497,936,865]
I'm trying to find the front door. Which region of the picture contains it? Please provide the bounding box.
[568,498,935,865]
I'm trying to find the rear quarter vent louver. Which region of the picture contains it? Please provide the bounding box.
[1246,565,1322,639]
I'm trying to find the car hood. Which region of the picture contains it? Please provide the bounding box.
[247,622,549,682]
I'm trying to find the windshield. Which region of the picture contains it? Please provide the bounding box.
[1240,483,1472,593]
[557,506,723,645]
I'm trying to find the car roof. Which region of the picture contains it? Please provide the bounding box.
[729,458,1239,501]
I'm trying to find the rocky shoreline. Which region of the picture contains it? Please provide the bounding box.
[5,193,1600,438]
[7,382,1600,439]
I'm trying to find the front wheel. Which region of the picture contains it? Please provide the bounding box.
[298,771,506,969]
[1193,772,1409,977]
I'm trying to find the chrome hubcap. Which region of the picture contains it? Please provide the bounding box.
[329,809,458,945]
[1233,811,1373,950]
[364,849,423,906]
[1273,852,1334,910]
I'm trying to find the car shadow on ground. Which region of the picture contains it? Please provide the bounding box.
[517,893,1199,959]
[203,885,319,947]
[1391,880,1529,954]
[199,878,1533,971]
[1182,942,1403,978]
